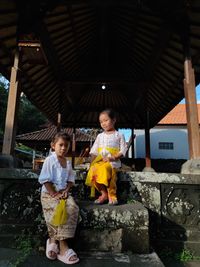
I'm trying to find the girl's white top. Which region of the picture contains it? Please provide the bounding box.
[90,131,127,168]
[38,152,75,193]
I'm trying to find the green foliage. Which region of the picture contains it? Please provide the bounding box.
[159,247,200,262]
[0,73,47,135]
[17,94,47,134]
[11,232,33,267]
[175,249,200,262]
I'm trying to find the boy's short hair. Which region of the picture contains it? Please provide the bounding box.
[51,131,71,145]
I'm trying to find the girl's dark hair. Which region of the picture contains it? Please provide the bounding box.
[51,131,71,145]
[100,108,116,120]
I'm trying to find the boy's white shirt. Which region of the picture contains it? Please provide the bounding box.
[39,152,75,193]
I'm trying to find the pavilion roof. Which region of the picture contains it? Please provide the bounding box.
[1,0,200,128]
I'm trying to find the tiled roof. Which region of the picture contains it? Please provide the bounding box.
[158,104,200,125]
[16,126,95,142]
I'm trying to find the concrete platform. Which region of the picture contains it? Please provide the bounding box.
[0,248,165,267]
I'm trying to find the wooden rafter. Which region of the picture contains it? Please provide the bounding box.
[34,20,74,107]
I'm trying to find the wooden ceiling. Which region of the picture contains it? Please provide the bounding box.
[1,0,200,128]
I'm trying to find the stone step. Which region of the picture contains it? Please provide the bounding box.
[74,200,149,253]
[0,248,165,267]
[0,201,149,254]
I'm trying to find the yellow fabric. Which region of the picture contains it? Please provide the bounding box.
[85,148,118,199]
[51,199,67,226]
[97,147,119,155]
[86,154,103,197]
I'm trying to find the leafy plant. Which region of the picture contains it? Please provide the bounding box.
[11,232,33,267]
[159,247,200,262]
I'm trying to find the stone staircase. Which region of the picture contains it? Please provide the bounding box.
[0,168,166,266]
[75,200,149,253]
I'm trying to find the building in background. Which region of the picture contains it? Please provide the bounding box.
[133,104,200,160]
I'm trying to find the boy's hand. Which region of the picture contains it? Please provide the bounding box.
[61,190,68,199]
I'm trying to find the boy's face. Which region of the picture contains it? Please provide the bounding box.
[52,138,70,157]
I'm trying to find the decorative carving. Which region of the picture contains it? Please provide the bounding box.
[161,184,200,226]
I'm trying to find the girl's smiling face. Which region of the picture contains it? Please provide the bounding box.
[99,112,116,132]
[52,137,70,158]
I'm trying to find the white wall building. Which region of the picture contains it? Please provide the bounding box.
[133,104,200,160]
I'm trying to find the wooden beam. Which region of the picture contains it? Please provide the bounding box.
[34,20,74,107]
[2,50,21,155]
[131,129,135,159]
[184,59,200,159]
[57,112,61,132]
[63,80,148,85]
[134,22,171,122]
[144,111,151,168]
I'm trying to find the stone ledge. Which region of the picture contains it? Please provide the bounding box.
[75,200,149,253]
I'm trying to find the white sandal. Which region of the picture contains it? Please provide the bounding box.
[57,248,80,264]
[46,238,59,260]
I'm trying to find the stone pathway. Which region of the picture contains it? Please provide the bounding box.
[0,248,164,267]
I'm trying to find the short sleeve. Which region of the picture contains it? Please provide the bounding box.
[66,160,75,183]
[89,134,100,155]
[119,133,128,156]
[38,157,53,184]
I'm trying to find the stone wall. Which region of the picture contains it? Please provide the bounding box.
[1,168,199,255]
[0,169,149,253]
[118,171,200,255]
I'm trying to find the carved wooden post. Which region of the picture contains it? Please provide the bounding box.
[2,50,21,155]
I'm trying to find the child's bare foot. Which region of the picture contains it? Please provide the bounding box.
[94,192,108,204]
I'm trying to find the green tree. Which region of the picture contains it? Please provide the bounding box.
[17,94,47,134]
[0,73,47,135]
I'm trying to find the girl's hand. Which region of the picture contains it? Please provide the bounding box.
[102,156,116,162]
[108,156,116,162]
[102,156,108,162]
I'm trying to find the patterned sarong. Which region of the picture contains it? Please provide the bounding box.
[41,192,79,240]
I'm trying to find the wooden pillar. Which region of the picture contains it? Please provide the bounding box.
[145,111,151,168]
[72,128,76,168]
[183,58,200,159]
[2,50,21,155]
[57,112,61,132]
[131,128,135,159]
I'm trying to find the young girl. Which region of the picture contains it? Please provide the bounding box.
[39,132,79,264]
[85,109,127,205]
